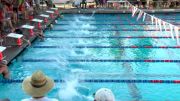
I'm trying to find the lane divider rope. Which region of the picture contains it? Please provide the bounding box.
[55,23,180,25]
[45,36,180,39]
[22,59,180,63]
[32,45,180,49]
[1,79,180,84]
[58,18,180,21]
[52,29,173,31]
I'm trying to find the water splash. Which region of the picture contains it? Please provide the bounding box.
[54,56,68,68]
[58,76,92,101]
[58,79,79,101]
[71,68,89,73]
[57,14,99,101]
[91,10,96,17]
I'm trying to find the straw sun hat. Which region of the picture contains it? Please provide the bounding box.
[94,88,115,101]
[22,71,54,97]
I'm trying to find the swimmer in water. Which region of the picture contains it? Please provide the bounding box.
[14,28,31,46]
[35,30,44,41]
[0,60,9,79]
[22,38,31,46]
[60,15,64,19]
[113,25,119,36]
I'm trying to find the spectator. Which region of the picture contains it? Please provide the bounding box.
[146,0,151,8]
[0,60,10,79]
[28,0,33,7]
[94,88,115,101]
[45,0,56,8]
[0,23,3,36]
[12,0,19,24]
[141,0,146,8]
[137,0,141,7]
[5,3,13,18]
[103,0,107,7]
[0,1,4,28]
[131,0,138,6]
[80,0,87,8]
[0,98,10,101]
[99,0,103,7]
[21,70,58,101]
[19,0,29,20]
[73,0,81,8]
[24,0,33,19]
[34,0,40,10]
[95,0,99,8]
[0,4,15,33]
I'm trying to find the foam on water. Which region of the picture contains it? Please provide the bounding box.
[58,75,92,101]
[58,79,79,100]
[56,15,104,100]
[71,68,89,73]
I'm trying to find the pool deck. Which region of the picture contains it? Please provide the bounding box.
[3,9,59,65]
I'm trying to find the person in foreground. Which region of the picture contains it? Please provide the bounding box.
[94,88,115,101]
[21,70,58,101]
[0,98,10,101]
[0,60,9,79]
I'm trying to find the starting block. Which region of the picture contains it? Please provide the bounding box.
[32,18,43,23]
[46,10,54,14]
[21,25,35,36]
[50,8,58,10]
[45,11,55,18]
[32,18,43,29]
[22,25,34,29]
[39,14,49,18]
[6,33,23,46]
[0,46,6,61]
[39,14,49,23]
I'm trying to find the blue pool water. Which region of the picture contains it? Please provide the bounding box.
[1,13,180,101]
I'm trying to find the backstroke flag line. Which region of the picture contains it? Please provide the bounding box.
[137,10,143,21]
[158,19,162,31]
[126,0,180,45]
[169,23,175,40]
[143,13,146,21]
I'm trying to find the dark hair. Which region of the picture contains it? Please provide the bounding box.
[0,98,10,101]
[14,29,23,34]
[5,3,11,7]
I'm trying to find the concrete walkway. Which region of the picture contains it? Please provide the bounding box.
[3,10,59,65]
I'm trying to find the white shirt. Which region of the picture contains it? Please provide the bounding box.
[22,97,58,101]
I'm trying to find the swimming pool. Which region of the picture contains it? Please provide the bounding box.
[1,13,180,101]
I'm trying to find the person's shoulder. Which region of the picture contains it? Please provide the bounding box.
[48,98,59,101]
[50,98,59,101]
[21,98,32,101]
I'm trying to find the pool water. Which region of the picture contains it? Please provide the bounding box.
[1,13,180,101]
